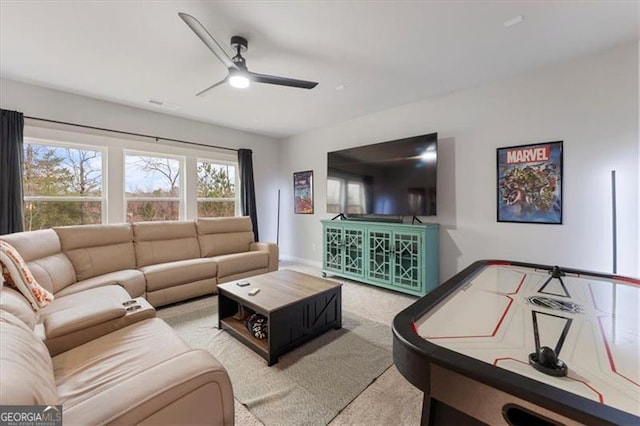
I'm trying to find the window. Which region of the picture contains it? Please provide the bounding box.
[22,131,238,227]
[347,181,366,214]
[326,177,366,214]
[23,141,104,230]
[197,160,236,217]
[125,153,181,222]
[327,178,343,213]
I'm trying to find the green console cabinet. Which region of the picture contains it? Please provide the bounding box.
[322,220,439,296]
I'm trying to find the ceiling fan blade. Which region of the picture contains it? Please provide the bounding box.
[178,12,235,70]
[248,72,318,89]
[196,77,228,97]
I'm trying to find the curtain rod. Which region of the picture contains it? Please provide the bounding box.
[24,115,239,153]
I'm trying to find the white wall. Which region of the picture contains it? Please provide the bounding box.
[279,43,640,280]
[0,79,282,243]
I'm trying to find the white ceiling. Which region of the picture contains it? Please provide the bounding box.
[1,1,638,139]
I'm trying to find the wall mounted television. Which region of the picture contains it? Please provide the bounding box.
[327,133,437,218]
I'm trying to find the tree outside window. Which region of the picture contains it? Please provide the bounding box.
[23,142,103,230]
[125,154,181,222]
[197,160,235,217]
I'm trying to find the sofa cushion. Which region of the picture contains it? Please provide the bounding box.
[0,311,59,405]
[41,285,132,316]
[145,279,217,307]
[43,302,127,339]
[0,285,39,329]
[213,251,269,279]
[139,258,218,292]
[0,240,54,309]
[0,229,76,293]
[197,217,254,257]
[28,253,77,294]
[53,318,191,407]
[55,269,146,299]
[251,242,279,272]
[133,221,201,268]
[55,224,136,281]
[39,285,156,356]
[62,351,233,426]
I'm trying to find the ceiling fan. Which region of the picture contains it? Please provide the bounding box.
[178,12,319,96]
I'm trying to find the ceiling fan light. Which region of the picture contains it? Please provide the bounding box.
[229,74,250,89]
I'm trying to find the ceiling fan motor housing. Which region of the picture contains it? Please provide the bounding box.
[230,36,248,53]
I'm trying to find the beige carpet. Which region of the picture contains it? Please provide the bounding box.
[157,262,422,425]
[161,301,392,425]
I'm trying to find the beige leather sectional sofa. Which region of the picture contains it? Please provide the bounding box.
[1,284,235,425]
[0,216,278,425]
[1,216,278,307]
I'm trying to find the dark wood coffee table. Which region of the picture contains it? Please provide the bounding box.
[217,269,342,365]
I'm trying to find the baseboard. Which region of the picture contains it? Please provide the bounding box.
[279,255,322,270]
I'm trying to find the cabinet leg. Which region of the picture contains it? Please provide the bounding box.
[322,272,327,278]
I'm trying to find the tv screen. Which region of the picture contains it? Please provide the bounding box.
[327,133,437,217]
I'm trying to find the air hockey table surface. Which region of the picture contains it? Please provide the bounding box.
[392,260,639,425]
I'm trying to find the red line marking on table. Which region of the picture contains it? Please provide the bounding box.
[424,268,525,340]
[487,261,512,266]
[596,316,640,388]
[613,275,640,286]
[493,357,604,403]
[426,296,514,339]
[492,296,514,336]
[510,274,526,295]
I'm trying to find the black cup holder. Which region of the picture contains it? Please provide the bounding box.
[126,305,142,312]
[122,300,137,307]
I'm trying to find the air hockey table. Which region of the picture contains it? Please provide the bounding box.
[393,260,639,425]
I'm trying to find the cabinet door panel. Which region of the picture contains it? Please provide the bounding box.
[367,228,392,283]
[343,227,364,277]
[392,231,423,291]
[324,226,343,273]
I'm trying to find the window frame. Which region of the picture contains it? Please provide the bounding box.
[22,125,241,225]
[123,150,186,221]
[196,158,239,218]
[22,137,107,225]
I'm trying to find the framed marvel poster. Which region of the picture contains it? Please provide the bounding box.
[497,141,563,224]
[293,170,314,214]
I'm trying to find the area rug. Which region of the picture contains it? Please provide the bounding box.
[160,299,393,426]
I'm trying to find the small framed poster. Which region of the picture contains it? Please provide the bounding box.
[293,170,314,214]
[497,141,563,224]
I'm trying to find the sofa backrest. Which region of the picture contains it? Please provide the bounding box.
[0,310,59,405]
[133,221,201,268]
[0,229,76,294]
[55,224,136,281]
[196,217,255,257]
[0,284,39,330]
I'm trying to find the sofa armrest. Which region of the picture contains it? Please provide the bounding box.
[43,298,156,356]
[43,302,126,339]
[250,242,279,271]
[61,350,234,426]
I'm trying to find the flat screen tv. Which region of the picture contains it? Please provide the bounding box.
[327,133,437,217]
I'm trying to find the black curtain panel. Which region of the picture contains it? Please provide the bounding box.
[238,148,259,241]
[0,110,25,235]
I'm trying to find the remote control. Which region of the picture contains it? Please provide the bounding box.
[236,280,250,287]
[248,288,260,296]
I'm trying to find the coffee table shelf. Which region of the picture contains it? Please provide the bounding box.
[220,317,268,355]
[217,270,342,366]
